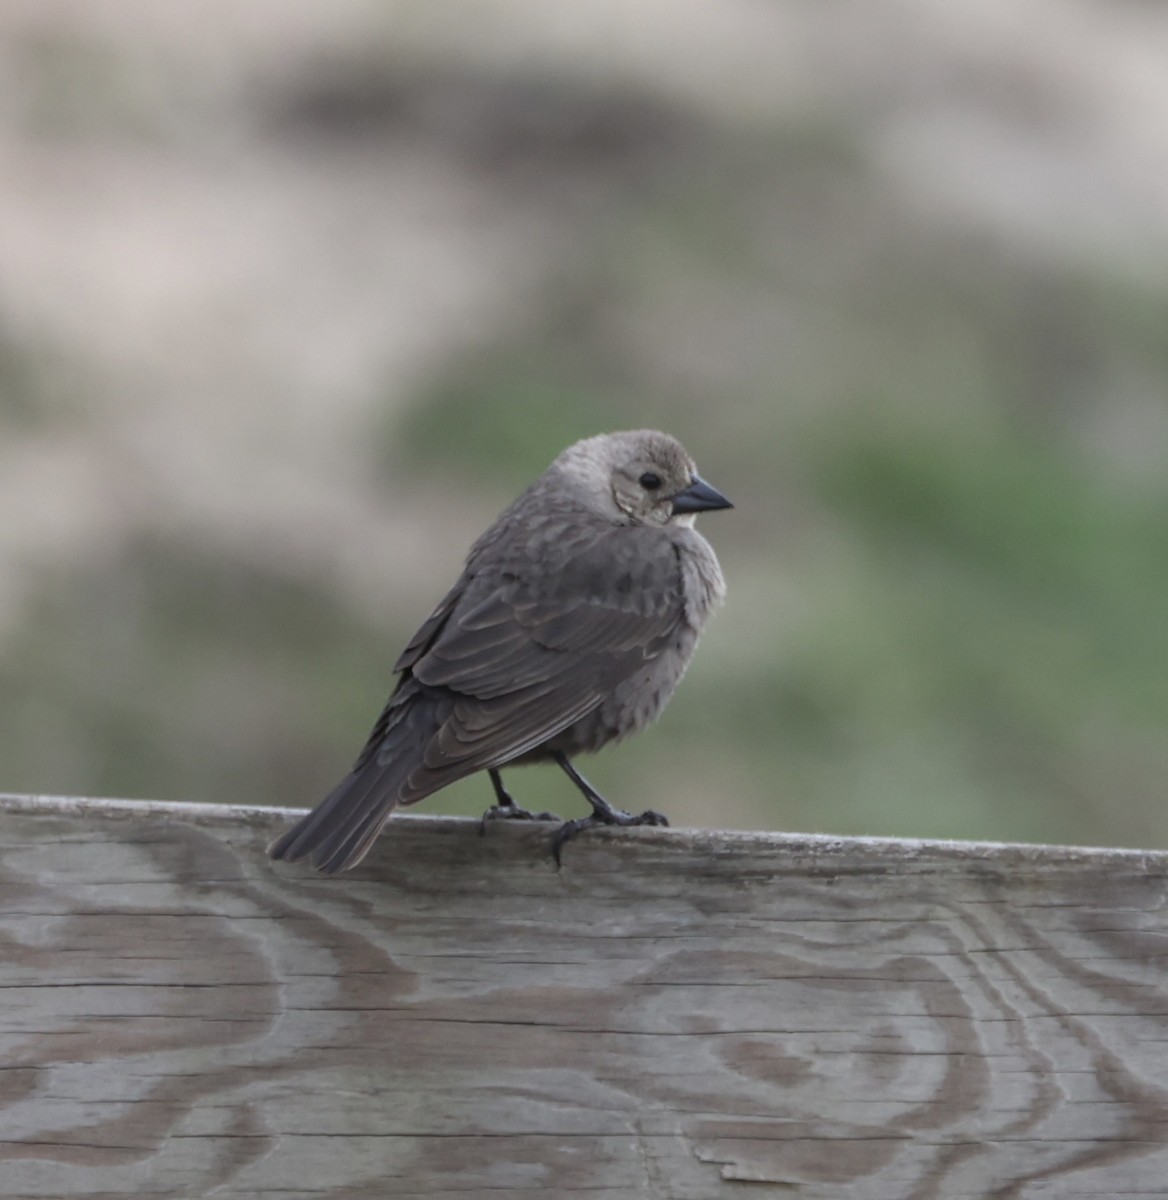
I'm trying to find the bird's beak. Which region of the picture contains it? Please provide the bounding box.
[671,474,734,515]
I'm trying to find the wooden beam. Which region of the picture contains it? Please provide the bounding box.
[2,792,1167,1198]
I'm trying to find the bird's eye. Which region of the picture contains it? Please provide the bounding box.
[639,472,662,491]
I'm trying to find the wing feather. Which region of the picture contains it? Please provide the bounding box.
[402,523,683,771]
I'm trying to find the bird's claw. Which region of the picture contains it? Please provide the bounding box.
[479,804,562,835]
[551,807,670,865]
[633,809,669,828]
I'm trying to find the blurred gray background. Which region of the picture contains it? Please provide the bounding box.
[3,1,1168,848]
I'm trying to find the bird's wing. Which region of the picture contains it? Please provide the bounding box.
[404,522,685,775]
[392,579,464,674]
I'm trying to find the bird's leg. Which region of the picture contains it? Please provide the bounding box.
[549,752,668,864]
[479,768,561,834]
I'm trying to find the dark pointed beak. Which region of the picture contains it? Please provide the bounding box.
[671,474,734,515]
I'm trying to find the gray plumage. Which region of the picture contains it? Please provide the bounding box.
[268,429,731,873]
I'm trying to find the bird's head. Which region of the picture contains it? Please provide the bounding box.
[559,430,733,528]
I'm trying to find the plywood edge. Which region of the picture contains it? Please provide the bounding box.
[1,789,1164,875]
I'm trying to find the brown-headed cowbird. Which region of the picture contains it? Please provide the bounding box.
[268,429,731,872]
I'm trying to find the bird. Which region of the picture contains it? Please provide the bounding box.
[268,429,731,873]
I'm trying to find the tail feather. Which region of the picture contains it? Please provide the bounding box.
[267,754,404,873]
[268,683,461,873]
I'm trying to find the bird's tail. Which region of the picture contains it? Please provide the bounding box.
[269,680,476,873]
[268,753,412,874]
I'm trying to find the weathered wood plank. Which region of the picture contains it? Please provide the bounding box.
[1,792,1167,1199]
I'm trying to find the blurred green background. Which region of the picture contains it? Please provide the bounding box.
[3,2,1167,849]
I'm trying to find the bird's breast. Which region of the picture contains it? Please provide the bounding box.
[676,528,726,628]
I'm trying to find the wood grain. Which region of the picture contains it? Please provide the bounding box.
[1,793,1167,1199]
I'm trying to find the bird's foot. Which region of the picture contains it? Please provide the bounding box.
[550,806,669,865]
[479,803,562,835]
[480,768,560,834]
